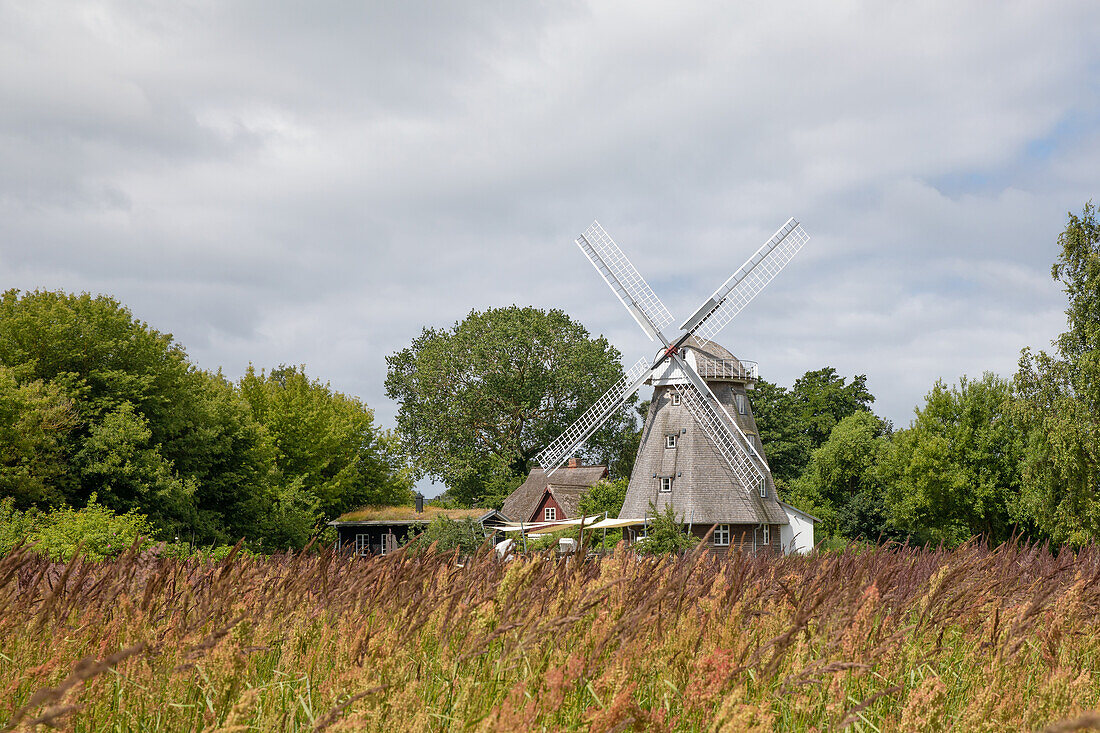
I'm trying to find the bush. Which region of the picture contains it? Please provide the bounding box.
[634,501,698,555]
[403,516,486,555]
[0,494,155,561]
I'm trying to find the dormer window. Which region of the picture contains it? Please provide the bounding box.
[670,392,681,406]
[665,434,677,449]
[544,506,556,521]
[659,477,672,493]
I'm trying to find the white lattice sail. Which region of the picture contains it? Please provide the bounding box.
[576,221,676,341]
[538,357,651,474]
[673,381,765,494]
[680,218,810,344]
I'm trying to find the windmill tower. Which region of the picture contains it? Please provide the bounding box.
[537,218,810,554]
[623,336,788,554]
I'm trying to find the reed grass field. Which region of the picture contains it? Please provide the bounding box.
[3,541,1100,732]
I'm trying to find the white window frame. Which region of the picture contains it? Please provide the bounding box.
[379,532,394,556]
[759,477,767,498]
[354,533,371,556]
[714,524,730,546]
[736,393,746,415]
[665,434,677,449]
[670,392,681,406]
[659,477,672,493]
[762,524,770,546]
[544,506,556,522]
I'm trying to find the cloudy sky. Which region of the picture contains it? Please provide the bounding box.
[3,1,1099,488]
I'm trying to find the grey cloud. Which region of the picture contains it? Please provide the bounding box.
[1,0,1098,458]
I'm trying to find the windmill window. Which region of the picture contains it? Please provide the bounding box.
[714,524,730,546]
[670,392,681,406]
[736,393,747,414]
[544,506,557,522]
[659,477,672,493]
[354,534,371,557]
[665,434,677,449]
[759,478,767,498]
[762,524,771,545]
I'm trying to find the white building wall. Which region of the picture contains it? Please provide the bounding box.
[779,504,816,555]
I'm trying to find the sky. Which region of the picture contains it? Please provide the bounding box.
[2,1,1099,494]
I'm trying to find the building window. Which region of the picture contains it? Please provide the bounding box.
[354,533,370,556]
[671,392,681,406]
[736,393,746,414]
[759,478,767,498]
[665,434,677,449]
[762,524,771,545]
[659,477,672,493]
[379,533,393,556]
[714,524,730,546]
[544,506,556,522]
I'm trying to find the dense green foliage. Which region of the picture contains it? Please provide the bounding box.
[0,494,154,561]
[771,203,1099,548]
[883,374,1026,545]
[786,410,893,542]
[385,306,639,505]
[403,516,487,555]
[1014,202,1100,544]
[0,289,411,551]
[753,368,875,483]
[578,477,629,519]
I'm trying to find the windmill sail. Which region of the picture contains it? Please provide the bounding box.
[679,218,809,344]
[537,357,651,474]
[672,378,765,495]
[576,221,676,341]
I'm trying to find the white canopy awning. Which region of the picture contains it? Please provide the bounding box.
[496,515,604,533]
[585,517,649,529]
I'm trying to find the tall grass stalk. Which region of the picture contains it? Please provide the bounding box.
[2,539,1100,731]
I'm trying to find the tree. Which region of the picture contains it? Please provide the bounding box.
[883,374,1026,546]
[578,477,629,518]
[787,411,893,542]
[753,368,875,483]
[0,367,77,507]
[1014,203,1100,544]
[385,306,638,505]
[76,401,196,531]
[239,365,413,520]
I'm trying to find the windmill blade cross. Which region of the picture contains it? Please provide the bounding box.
[538,357,652,475]
[576,221,676,342]
[679,218,810,344]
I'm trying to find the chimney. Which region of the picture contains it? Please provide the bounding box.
[567,457,579,469]
[415,492,424,514]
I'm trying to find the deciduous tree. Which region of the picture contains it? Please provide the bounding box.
[385,306,638,505]
[1014,203,1100,544]
[883,374,1026,546]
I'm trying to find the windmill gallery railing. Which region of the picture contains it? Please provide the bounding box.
[695,357,758,381]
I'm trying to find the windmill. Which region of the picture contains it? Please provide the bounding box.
[537,218,810,550]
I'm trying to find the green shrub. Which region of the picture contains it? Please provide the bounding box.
[634,501,698,555]
[0,493,155,561]
[403,516,486,555]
